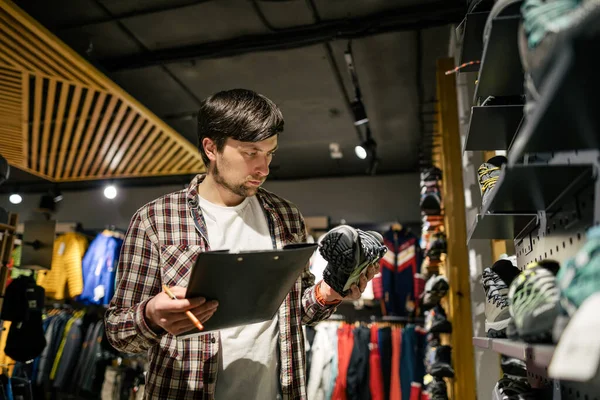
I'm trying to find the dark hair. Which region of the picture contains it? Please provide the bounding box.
[197,89,284,166]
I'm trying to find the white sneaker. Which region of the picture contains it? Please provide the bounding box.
[482,268,511,337]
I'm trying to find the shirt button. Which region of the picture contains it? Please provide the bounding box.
[211,337,216,344]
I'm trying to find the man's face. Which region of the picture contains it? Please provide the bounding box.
[211,136,278,198]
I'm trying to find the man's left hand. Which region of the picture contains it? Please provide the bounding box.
[319,263,380,302]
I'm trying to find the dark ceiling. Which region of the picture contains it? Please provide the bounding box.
[3,0,464,192]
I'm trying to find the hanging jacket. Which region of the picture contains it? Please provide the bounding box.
[37,232,88,300]
[78,232,123,305]
[379,227,422,316]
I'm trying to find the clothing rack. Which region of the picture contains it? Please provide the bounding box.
[327,314,425,324]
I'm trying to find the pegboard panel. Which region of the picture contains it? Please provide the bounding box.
[515,182,596,270]
[558,380,600,400]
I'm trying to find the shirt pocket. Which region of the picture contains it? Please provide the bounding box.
[159,244,203,288]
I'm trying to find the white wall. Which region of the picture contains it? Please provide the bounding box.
[0,174,421,230]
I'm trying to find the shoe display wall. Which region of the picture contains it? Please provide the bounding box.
[458,0,600,398]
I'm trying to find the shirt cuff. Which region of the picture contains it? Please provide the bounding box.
[135,298,165,342]
[315,281,343,306]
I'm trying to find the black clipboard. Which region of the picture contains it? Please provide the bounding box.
[178,243,318,338]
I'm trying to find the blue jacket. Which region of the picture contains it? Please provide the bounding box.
[78,232,123,305]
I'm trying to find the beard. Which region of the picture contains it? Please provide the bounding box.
[213,162,260,198]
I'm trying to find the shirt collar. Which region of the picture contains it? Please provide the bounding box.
[186,174,275,211]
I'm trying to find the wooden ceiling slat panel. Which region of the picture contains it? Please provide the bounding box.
[153,144,181,173]
[128,127,160,174]
[0,65,19,76]
[48,79,69,178]
[107,115,144,175]
[30,74,42,172]
[164,147,189,172]
[0,2,105,89]
[0,91,20,102]
[21,71,28,168]
[0,101,21,112]
[0,42,36,73]
[0,38,54,76]
[142,137,172,173]
[115,121,152,175]
[0,13,78,82]
[55,84,82,179]
[40,78,56,175]
[81,95,118,176]
[90,101,128,175]
[99,110,136,176]
[71,91,107,178]
[0,84,20,94]
[0,0,205,182]
[171,153,192,172]
[62,88,95,179]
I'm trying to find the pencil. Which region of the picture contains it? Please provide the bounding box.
[162,285,204,332]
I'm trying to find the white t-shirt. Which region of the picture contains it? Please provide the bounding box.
[198,194,281,400]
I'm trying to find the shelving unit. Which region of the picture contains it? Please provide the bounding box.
[464,105,523,152]
[473,15,523,102]
[467,213,535,242]
[481,165,592,215]
[459,3,600,400]
[472,337,555,367]
[508,37,600,165]
[457,11,489,72]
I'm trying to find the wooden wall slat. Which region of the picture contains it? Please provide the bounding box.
[48,80,69,178]
[21,71,28,168]
[71,91,106,178]
[30,74,42,171]
[81,95,118,176]
[129,127,160,174]
[39,78,56,175]
[62,88,94,179]
[99,110,136,176]
[107,115,144,174]
[90,101,127,175]
[153,144,181,173]
[116,121,152,175]
[55,85,82,179]
[142,137,171,173]
[170,152,191,172]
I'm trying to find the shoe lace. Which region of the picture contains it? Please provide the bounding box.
[478,165,499,194]
[483,271,508,308]
[357,230,387,263]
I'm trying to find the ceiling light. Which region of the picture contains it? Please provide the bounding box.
[104,185,117,199]
[9,194,22,204]
[355,145,367,160]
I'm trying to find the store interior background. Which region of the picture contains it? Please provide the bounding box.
[0,0,502,398]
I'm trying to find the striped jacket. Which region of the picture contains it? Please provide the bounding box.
[105,174,337,399]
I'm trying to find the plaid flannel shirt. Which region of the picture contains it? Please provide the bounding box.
[105,174,337,399]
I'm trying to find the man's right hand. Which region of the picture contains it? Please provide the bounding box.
[144,286,219,335]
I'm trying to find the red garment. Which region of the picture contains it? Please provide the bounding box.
[390,327,402,400]
[410,383,422,400]
[369,325,384,400]
[373,273,384,299]
[333,324,355,400]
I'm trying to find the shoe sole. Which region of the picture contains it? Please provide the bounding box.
[485,318,510,338]
[429,320,452,334]
[430,364,455,378]
[319,226,358,273]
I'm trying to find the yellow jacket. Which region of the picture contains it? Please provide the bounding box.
[37,232,88,300]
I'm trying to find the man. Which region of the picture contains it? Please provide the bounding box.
[105,89,378,399]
